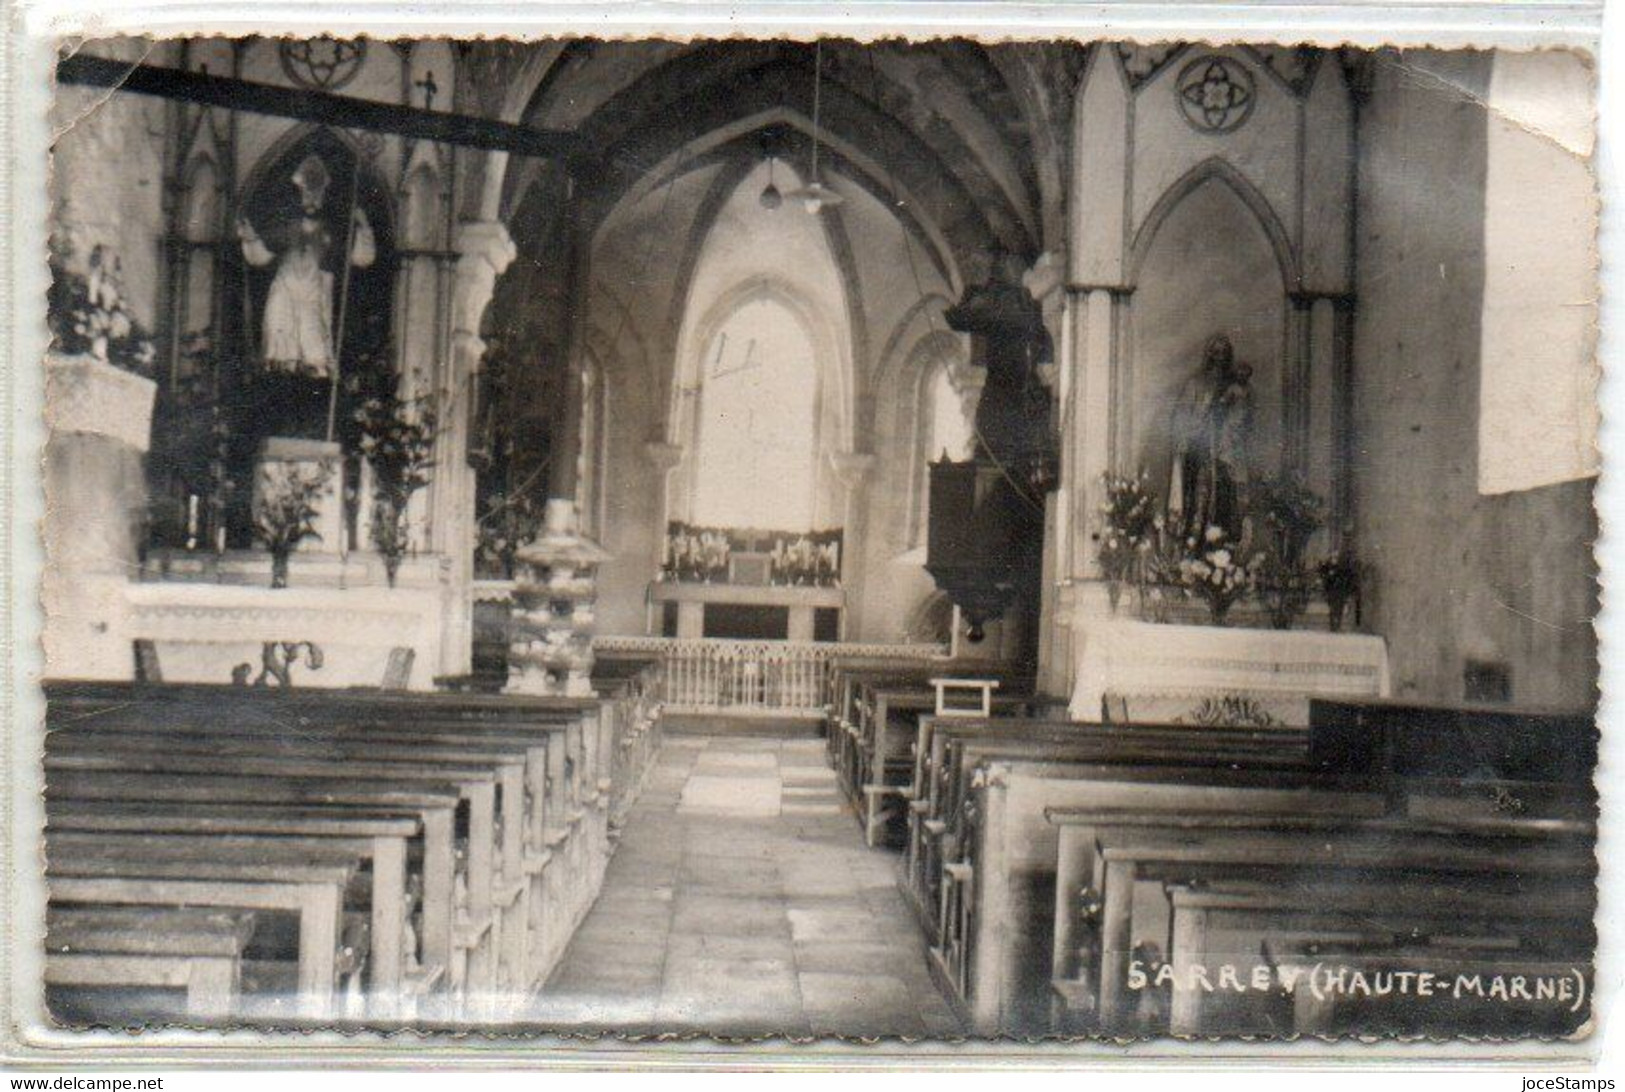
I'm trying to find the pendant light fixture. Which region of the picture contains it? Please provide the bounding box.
[786,41,844,215]
[759,155,783,209]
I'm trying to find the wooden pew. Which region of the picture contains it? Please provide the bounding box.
[1308,698,1596,788]
[851,683,1036,848]
[45,907,257,1022]
[47,837,360,1018]
[825,666,941,799]
[49,691,600,1000]
[47,769,461,1015]
[1166,879,1596,1036]
[46,747,507,1003]
[48,725,537,1001]
[930,754,1354,1032]
[1262,936,1593,1037]
[43,679,654,1019]
[48,806,423,1013]
[1078,815,1594,1036]
[905,717,1307,938]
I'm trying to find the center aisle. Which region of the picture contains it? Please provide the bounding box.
[528,732,965,1037]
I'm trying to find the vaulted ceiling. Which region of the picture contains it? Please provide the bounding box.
[487,39,1083,281]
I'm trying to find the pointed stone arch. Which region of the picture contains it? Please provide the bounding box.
[1128,155,1300,291]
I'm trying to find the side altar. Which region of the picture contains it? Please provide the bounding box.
[1068,610,1390,727]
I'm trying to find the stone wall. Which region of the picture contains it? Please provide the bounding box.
[50,40,176,328]
[1352,50,1597,710]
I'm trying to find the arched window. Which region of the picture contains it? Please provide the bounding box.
[910,360,976,546]
[690,297,821,531]
[925,362,976,464]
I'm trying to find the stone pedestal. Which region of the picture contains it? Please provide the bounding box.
[507,500,612,697]
[42,352,156,679]
[253,437,344,553]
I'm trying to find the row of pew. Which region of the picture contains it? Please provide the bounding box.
[824,661,1051,847]
[41,661,664,1026]
[825,665,1597,1038]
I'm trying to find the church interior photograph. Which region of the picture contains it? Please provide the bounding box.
[32,34,1599,1041]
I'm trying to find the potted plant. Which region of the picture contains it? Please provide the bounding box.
[253,459,335,588]
[356,387,440,587]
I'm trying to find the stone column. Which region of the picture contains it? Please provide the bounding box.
[1023,252,1067,696]
[548,186,590,516]
[1285,292,1315,480]
[644,440,685,575]
[435,220,517,677]
[43,353,158,678]
[1058,284,1129,708]
[1302,293,1353,548]
[828,450,875,639]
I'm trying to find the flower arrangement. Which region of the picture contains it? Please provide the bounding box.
[770,532,842,586]
[1136,522,1186,623]
[1250,473,1325,565]
[663,524,732,582]
[1095,471,1158,607]
[1176,525,1263,626]
[254,459,335,588]
[1255,548,1315,630]
[355,386,440,586]
[47,242,157,377]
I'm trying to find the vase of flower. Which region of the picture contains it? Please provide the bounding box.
[253,458,335,590]
[1096,471,1157,618]
[271,549,292,590]
[356,387,440,588]
[1177,525,1261,628]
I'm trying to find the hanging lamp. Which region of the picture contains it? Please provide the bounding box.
[786,41,844,214]
[759,155,783,209]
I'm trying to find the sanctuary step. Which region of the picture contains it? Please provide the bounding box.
[662,714,822,739]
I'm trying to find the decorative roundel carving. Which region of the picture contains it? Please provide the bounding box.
[278,38,368,91]
[1176,55,1256,134]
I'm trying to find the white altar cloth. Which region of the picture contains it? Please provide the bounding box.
[1070,618,1390,726]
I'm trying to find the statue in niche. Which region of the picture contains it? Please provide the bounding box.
[236,153,375,437]
[944,247,1055,489]
[1167,334,1254,539]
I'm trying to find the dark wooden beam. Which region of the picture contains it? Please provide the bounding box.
[56,52,589,163]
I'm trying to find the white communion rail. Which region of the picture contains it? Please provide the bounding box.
[593,636,949,718]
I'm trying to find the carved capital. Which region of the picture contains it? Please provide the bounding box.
[1022,249,1068,304]
[451,221,517,346]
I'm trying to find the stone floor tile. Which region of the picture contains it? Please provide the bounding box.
[679,774,782,815]
[787,906,886,945]
[667,932,797,962]
[671,892,792,938]
[530,729,959,1035]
